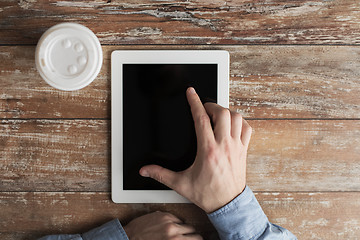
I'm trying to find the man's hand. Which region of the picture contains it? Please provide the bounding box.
[124,211,202,240]
[140,87,252,213]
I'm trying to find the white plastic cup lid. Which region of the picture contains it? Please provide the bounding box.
[35,23,103,91]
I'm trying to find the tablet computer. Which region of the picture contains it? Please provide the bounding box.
[111,50,229,203]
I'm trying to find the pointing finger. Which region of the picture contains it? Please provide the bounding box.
[186,87,215,146]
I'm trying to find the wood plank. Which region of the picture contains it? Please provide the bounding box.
[0,120,110,191]
[0,46,109,119]
[0,191,359,240]
[229,45,360,118]
[247,120,360,191]
[1,45,359,119]
[256,192,360,239]
[0,192,216,240]
[1,119,359,192]
[1,0,360,45]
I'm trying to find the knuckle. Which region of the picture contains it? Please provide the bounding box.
[232,112,243,122]
[197,114,210,126]
[218,108,231,119]
[155,211,169,220]
[206,144,218,161]
[164,222,177,236]
[220,139,232,156]
[220,136,232,146]
[245,125,253,134]
[159,215,170,222]
[153,172,164,183]
[161,212,176,221]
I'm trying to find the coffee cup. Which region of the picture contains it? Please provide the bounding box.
[35,23,103,91]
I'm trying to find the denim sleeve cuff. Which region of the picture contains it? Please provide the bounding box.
[82,219,129,240]
[37,234,83,240]
[207,186,269,240]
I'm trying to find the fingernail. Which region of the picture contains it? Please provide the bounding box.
[188,87,196,94]
[140,169,149,177]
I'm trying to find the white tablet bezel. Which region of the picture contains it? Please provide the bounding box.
[111,50,229,203]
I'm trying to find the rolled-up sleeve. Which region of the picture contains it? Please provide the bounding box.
[207,186,297,240]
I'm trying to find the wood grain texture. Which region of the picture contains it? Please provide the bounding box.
[1,119,359,192]
[1,45,359,119]
[257,192,360,239]
[0,46,110,119]
[0,191,359,240]
[1,0,360,45]
[0,192,216,240]
[2,1,360,239]
[0,119,110,191]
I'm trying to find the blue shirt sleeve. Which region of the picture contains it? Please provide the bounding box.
[207,186,297,240]
[38,219,129,240]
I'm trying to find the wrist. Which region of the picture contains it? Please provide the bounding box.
[202,185,246,213]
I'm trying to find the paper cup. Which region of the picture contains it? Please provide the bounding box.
[35,23,103,91]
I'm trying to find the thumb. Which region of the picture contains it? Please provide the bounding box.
[140,165,179,189]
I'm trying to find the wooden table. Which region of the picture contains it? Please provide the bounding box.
[1,1,360,239]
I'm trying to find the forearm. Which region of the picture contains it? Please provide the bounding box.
[207,186,297,240]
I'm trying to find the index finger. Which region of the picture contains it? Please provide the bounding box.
[186,87,215,145]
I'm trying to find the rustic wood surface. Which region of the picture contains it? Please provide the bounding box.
[1,0,360,239]
[0,192,359,240]
[1,45,359,119]
[1,119,359,192]
[1,0,360,45]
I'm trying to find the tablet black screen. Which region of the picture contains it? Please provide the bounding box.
[123,64,217,190]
